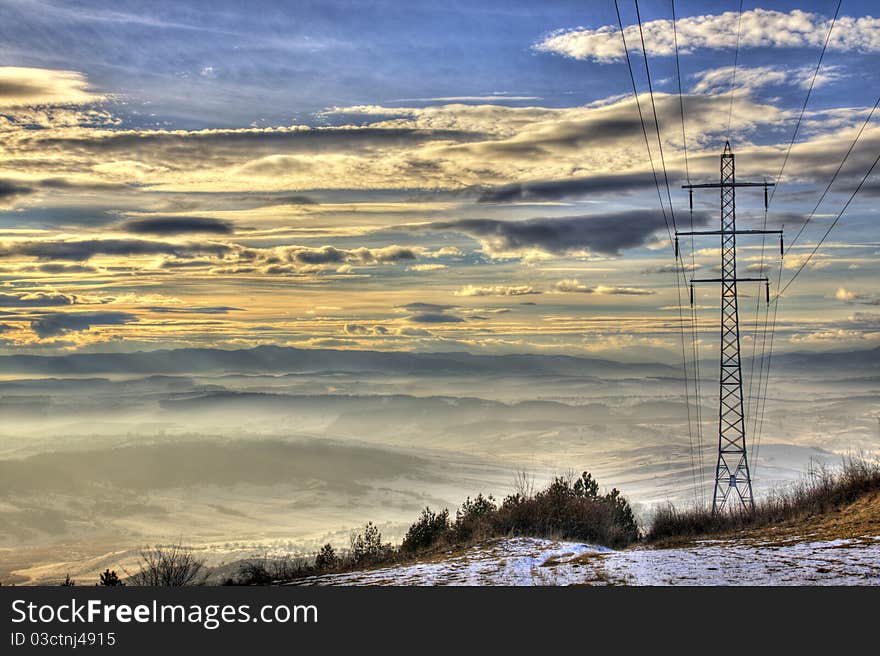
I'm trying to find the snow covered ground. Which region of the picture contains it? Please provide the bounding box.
[290,535,880,586]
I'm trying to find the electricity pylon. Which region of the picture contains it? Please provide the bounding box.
[676,141,782,513]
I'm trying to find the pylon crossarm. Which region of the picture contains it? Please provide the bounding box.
[676,229,782,236]
[682,182,774,189]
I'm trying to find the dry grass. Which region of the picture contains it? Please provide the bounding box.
[646,457,880,544]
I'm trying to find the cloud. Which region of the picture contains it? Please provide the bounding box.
[30,311,138,338]
[281,244,419,266]
[407,312,465,323]
[454,285,539,297]
[429,211,708,257]
[834,287,880,305]
[0,291,89,307]
[342,323,390,335]
[0,67,105,107]
[33,263,99,274]
[472,172,662,203]
[690,65,845,94]
[397,302,456,313]
[0,179,35,207]
[642,262,700,274]
[122,216,234,235]
[407,263,447,271]
[534,10,880,63]
[0,238,230,261]
[138,306,244,314]
[553,279,655,295]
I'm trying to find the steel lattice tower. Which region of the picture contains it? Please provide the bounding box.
[677,142,782,513]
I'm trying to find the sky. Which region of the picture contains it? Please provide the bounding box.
[0,0,879,362]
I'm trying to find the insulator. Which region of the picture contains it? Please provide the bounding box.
[765,281,770,304]
[689,284,694,306]
[689,189,693,211]
[764,185,769,210]
[674,236,679,259]
[780,234,784,257]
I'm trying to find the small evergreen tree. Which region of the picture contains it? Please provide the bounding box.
[315,543,337,570]
[401,507,450,553]
[350,522,385,565]
[99,569,123,586]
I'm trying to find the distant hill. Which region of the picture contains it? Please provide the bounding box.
[0,344,876,378]
[0,345,678,378]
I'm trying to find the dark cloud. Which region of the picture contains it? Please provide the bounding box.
[35,263,98,274]
[254,194,318,206]
[286,245,418,265]
[122,216,234,235]
[472,172,662,203]
[0,239,230,261]
[408,312,465,323]
[0,291,78,307]
[291,246,347,265]
[0,206,122,228]
[30,311,138,338]
[138,306,244,314]
[0,179,35,204]
[398,302,456,312]
[429,210,710,256]
[36,178,132,192]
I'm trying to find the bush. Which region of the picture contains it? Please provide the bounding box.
[646,456,880,542]
[493,472,639,548]
[234,470,640,582]
[126,545,207,586]
[235,555,313,585]
[350,522,390,565]
[452,494,497,542]
[315,544,338,570]
[401,508,450,553]
[99,569,123,587]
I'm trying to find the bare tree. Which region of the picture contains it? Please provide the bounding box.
[126,544,207,586]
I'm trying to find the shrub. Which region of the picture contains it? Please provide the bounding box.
[452,494,497,542]
[315,543,338,570]
[401,508,450,553]
[60,573,74,586]
[350,522,389,565]
[235,555,314,585]
[99,569,123,587]
[126,544,207,586]
[646,456,880,542]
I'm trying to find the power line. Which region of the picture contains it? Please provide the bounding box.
[672,0,705,501]
[768,0,842,206]
[750,0,842,473]
[615,0,697,500]
[779,150,880,297]
[672,0,690,186]
[786,95,880,254]
[634,0,699,499]
[634,0,678,233]
[613,0,673,243]
[755,106,880,470]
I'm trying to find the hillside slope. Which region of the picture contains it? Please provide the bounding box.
[291,493,880,586]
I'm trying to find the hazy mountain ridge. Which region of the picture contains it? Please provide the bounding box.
[1,344,878,377]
